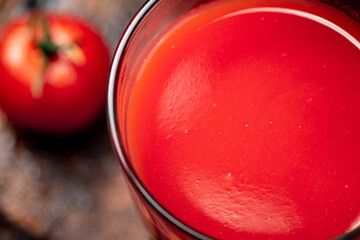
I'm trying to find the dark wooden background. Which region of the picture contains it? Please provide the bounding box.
[0,0,150,239]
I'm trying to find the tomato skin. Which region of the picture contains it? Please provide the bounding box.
[0,11,110,134]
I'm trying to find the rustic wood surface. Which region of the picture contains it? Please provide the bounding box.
[0,0,150,239]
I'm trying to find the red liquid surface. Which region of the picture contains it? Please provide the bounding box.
[123,0,360,239]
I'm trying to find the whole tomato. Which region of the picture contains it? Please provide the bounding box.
[0,11,110,134]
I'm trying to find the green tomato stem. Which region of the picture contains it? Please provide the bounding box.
[38,16,60,58]
[29,13,86,98]
[38,40,60,58]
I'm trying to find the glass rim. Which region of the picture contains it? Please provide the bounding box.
[107,0,360,239]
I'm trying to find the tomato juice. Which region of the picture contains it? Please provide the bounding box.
[120,0,360,239]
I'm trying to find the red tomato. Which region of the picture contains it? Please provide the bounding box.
[0,11,110,134]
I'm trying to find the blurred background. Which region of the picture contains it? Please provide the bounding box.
[0,0,150,239]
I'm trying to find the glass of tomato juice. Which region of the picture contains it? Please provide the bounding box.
[107,0,360,239]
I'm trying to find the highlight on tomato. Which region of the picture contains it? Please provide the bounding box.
[0,11,110,134]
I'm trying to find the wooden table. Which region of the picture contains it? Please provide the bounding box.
[0,0,150,239]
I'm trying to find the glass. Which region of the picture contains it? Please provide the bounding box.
[107,0,360,239]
